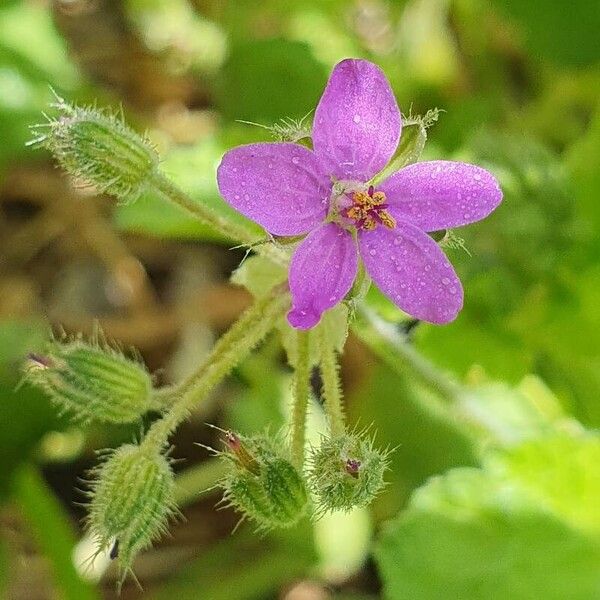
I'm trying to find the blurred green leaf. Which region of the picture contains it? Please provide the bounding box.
[458,375,575,445]
[12,464,99,600]
[376,433,600,599]
[487,434,600,533]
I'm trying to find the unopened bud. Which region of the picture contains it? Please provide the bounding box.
[24,337,154,424]
[29,93,158,202]
[308,433,389,514]
[87,444,176,581]
[219,431,309,530]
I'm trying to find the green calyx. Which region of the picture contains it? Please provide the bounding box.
[30,93,158,202]
[308,432,390,514]
[219,431,309,530]
[24,335,155,424]
[87,444,176,583]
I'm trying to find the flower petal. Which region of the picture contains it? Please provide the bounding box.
[359,221,463,324]
[380,161,502,232]
[288,223,358,329]
[312,59,401,183]
[217,143,330,236]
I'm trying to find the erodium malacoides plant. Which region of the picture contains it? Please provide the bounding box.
[24,58,502,585]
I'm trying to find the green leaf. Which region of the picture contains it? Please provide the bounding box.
[457,375,572,445]
[486,434,600,533]
[376,434,600,600]
[12,464,99,600]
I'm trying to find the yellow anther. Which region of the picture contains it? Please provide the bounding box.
[379,210,397,229]
[352,191,371,206]
[371,191,386,205]
[362,215,377,230]
[342,187,396,232]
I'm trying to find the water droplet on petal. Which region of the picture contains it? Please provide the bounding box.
[442,277,451,285]
[369,248,377,256]
[292,156,300,165]
[353,114,361,124]
[424,265,431,272]
[473,173,481,181]
[463,213,471,220]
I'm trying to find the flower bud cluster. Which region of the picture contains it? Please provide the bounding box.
[24,335,155,424]
[219,431,309,530]
[29,93,158,202]
[87,444,176,581]
[308,432,389,514]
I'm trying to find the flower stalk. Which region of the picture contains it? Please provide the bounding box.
[142,288,289,452]
[290,330,311,468]
[317,326,345,437]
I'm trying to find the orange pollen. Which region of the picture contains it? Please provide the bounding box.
[343,188,396,231]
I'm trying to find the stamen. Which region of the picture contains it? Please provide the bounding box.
[345,188,396,231]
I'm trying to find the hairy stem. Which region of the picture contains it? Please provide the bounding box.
[318,327,345,437]
[142,289,289,451]
[290,330,311,468]
[150,173,287,266]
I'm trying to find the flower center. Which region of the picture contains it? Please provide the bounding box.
[329,183,396,231]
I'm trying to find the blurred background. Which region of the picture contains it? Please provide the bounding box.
[0,0,599,598]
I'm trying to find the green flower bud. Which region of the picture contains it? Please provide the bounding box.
[24,336,155,424]
[218,431,309,530]
[308,432,389,514]
[87,444,176,582]
[29,92,158,202]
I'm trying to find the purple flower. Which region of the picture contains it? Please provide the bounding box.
[217,59,502,329]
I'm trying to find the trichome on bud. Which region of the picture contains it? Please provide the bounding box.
[29,91,159,203]
[23,333,155,424]
[216,430,309,530]
[86,444,176,583]
[308,431,390,514]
